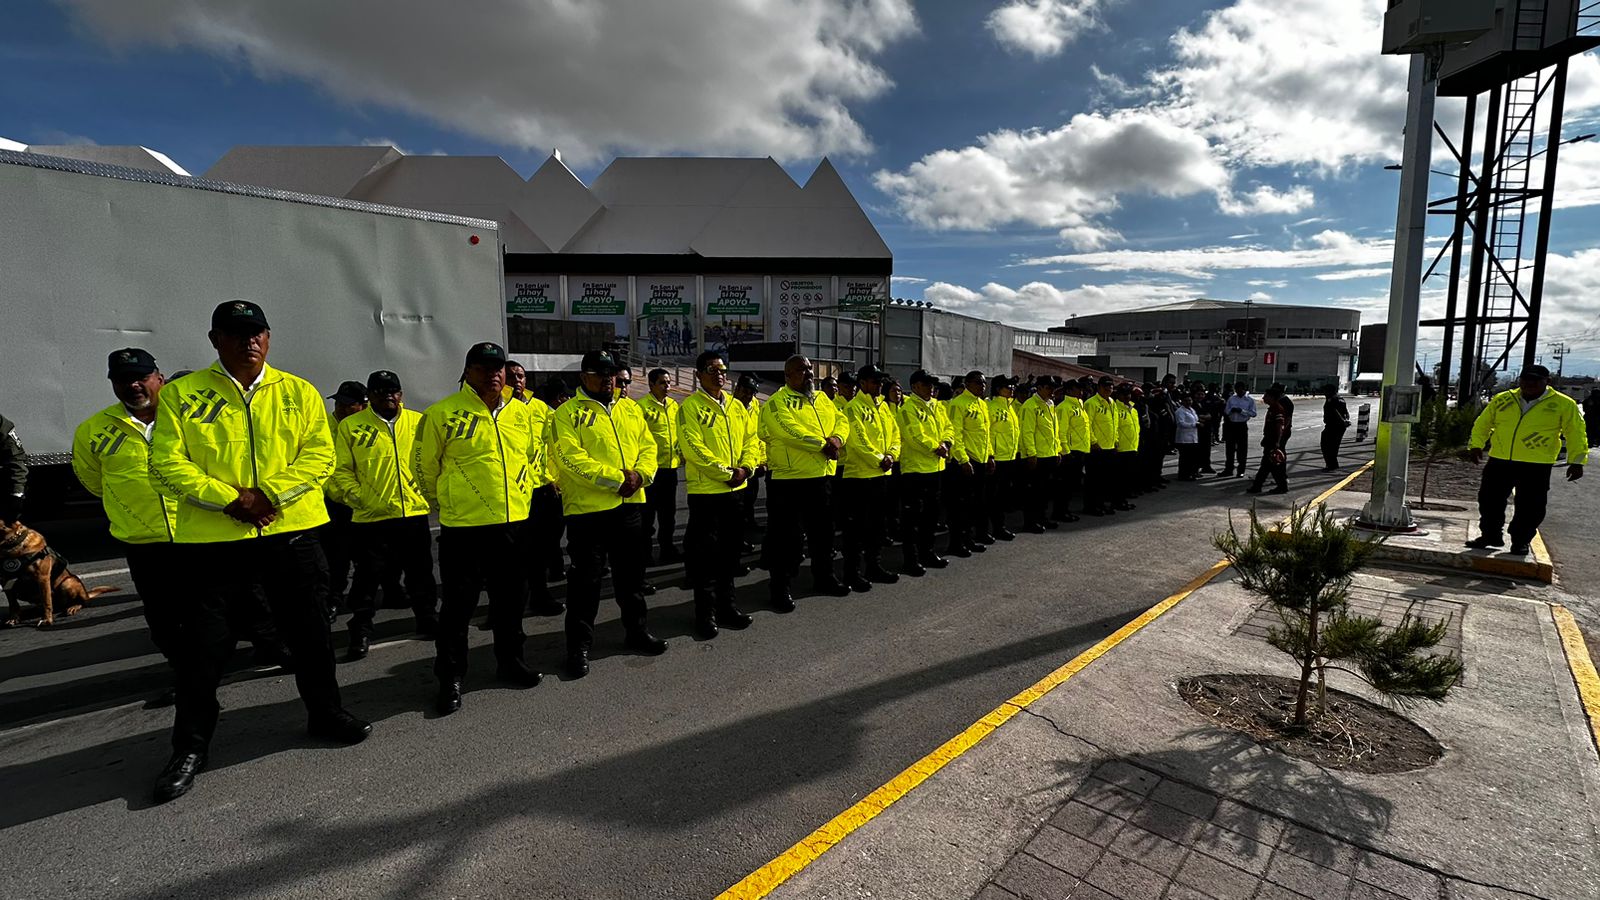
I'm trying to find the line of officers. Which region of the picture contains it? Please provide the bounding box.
[64,300,1157,804]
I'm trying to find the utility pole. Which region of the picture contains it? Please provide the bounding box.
[1550,341,1568,379]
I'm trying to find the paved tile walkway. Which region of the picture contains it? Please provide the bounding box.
[975,761,1479,900]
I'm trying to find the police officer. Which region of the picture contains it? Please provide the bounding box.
[1466,365,1587,554]
[1019,377,1060,533]
[1055,379,1090,523]
[416,342,545,716]
[72,348,181,703]
[505,360,530,402]
[0,412,23,523]
[840,364,901,592]
[511,368,565,615]
[1113,383,1141,511]
[552,350,666,677]
[732,374,766,532]
[947,370,993,555]
[985,376,1020,541]
[677,351,759,637]
[639,368,683,564]
[148,300,368,802]
[322,381,368,619]
[1084,376,1120,516]
[330,370,437,662]
[897,370,950,575]
[760,355,851,608]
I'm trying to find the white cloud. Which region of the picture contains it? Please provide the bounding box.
[1020,229,1394,279]
[1247,291,1272,301]
[872,110,1227,249]
[922,279,1199,329]
[890,275,928,284]
[1217,184,1315,216]
[1315,267,1390,281]
[1247,279,1287,288]
[58,0,917,164]
[987,0,1107,58]
[1555,138,1600,211]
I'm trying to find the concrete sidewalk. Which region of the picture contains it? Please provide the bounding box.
[766,564,1600,900]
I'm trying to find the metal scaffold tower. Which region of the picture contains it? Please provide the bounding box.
[1420,1,1600,398]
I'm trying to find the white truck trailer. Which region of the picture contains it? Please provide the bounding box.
[0,149,506,515]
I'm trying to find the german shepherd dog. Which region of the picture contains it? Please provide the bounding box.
[0,518,116,626]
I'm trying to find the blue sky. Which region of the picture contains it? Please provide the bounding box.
[7,0,1600,374]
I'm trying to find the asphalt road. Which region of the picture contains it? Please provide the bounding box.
[1,438,1372,900]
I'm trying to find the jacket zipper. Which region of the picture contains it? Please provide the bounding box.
[228,375,263,535]
[128,413,174,542]
[387,415,406,516]
[491,405,510,522]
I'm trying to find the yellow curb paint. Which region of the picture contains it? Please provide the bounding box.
[716,462,1375,900]
[1552,605,1600,756]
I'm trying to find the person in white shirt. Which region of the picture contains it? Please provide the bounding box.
[1175,395,1202,480]
[1221,382,1257,478]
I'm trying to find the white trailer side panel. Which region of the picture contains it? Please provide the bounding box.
[0,154,504,460]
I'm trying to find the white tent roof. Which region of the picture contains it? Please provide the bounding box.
[20,144,191,176]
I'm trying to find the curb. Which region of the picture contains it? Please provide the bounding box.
[715,461,1376,900]
[1552,605,1600,757]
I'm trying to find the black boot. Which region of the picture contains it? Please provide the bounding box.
[865,563,900,584]
[495,658,544,688]
[565,650,590,679]
[770,579,796,613]
[812,565,851,597]
[625,630,668,656]
[844,570,872,593]
[153,751,207,803]
[344,630,371,663]
[308,709,373,744]
[901,546,926,577]
[436,678,463,715]
[716,604,754,630]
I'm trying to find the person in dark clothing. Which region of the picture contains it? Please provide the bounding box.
[1221,382,1256,477]
[1584,389,1600,448]
[0,413,25,523]
[1320,384,1350,470]
[1247,389,1290,495]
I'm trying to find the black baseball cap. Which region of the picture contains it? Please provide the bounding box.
[327,381,368,404]
[1098,375,1115,386]
[580,349,619,375]
[838,371,858,386]
[465,342,508,368]
[909,369,935,386]
[990,374,1016,390]
[1520,365,1552,379]
[211,299,270,333]
[736,373,761,391]
[106,347,157,380]
[857,364,888,382]
[367,370,402,393]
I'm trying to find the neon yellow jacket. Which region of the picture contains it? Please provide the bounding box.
[760,386,850,479]
[948,392,993,464]
[678,389,760,494]
[833,393,850,418]
[742,397,768,466]
[1116,402,1141,452]
[842,393,901,479]
[1470,389,1589,465]
[1019,395,1060,459]
[1057,395,1091,454]
[552,394,658,515]
[1085,394,1120,451]
[150,362,333,543]
[934,400,955,449]
[637,394,683,469]
[415,387,544,527]
[897,394,948,474]
[72,404,176,544]
[988,397,1020,462]
[329,406,431,524]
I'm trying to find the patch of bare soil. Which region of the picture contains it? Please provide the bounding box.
[1343,454,1483,504]
[1177,673,1444,774]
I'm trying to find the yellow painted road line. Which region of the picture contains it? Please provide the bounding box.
[1552,605,1600,756]
[717,462,1374,899]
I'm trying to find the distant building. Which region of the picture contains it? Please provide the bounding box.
[204,146,892,368]
[1013,328,1097,360]
[1058,299,1360,392]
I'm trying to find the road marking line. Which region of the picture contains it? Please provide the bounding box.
[1552,605,1600,756]
[78,566,130,580]
[717,461,1375,899]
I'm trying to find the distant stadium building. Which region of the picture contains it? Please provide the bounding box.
[1059,300,1360,392]
[204,146,892,370]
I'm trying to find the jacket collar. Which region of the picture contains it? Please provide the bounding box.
[207,360,281,389]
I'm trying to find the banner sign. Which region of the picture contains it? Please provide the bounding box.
[570,278,626,316]
[707,280,761,316]
[506,277,557,315]
[839,277,887,312]
[641,277,693,317]
[777,277,830,310]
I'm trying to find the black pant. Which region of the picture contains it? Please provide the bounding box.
[124,541,181,668]
[1177,443,1202,479]
[565,505,649,653]
[171,532,342,754]
[841,477,889,574]
[686,491,743,612]
[899,472,940,557]
[1024,457,1056,526]
[1196,434,1215,472]
[321,501,355,601]
[347,515,437,635]
[765,477,836,586]
[1223,422,1249,473]
[1252,447,1288,491]
[741,470,761,526]
[645,467,680,553]
[949,463,987,546]
[1116,453,1140,503]
[526,484,563,589]
[435,522,527,680]
[1086,449,1117,511]
[989,459,1019,532]
[1052,453,1082,518]
[1320,427,1347,468]
[1478,458,1552,545]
